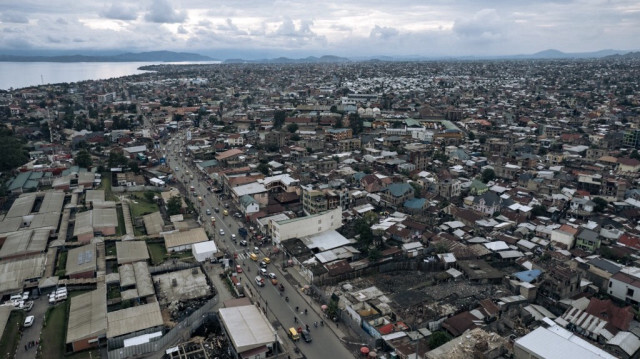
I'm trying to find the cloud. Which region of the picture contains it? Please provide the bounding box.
[0,11,29,23]
[101,3,138,21]
[274,18,315,37]
[370,25,399,40]
[56,18,68,25]
[217,18,247,35]
[145,0,186,23]
[453,9,506,41]
[177,25,188,34]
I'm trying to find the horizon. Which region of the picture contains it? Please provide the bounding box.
[1,0,639,59]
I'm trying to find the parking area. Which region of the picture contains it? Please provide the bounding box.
[15,292,48,359]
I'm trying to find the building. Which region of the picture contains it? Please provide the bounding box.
[381,182,414,208]
[66,287,107,352]
[326,128,353,141]
[426,328,507,359]
[218,304,278,359]
[116,241,150,264]
[73,208,118,243]
[66,243,97,279]
[164,228,209,252]
[106,302,164,342]
[550,224,579,249]
[608,270,640,305]
[270,208,342,243]
[514,323,616,359]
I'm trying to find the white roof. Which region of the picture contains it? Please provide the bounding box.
[484,241,510,252]
[192,241,218,255]
[515,324,616,359]
[261,174,297,186]
[219,305,276,353]
[607,331,640,356]
[232,182,267,197]
[437,253,456,263]
[301,230,351,252]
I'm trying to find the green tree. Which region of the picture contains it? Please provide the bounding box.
[108,151,129,168]
[75,150,92,168]
[167,196,182,215]
[273,110,286,129]
[354,218,373,246]
[481,168,496,183]
[631,150,640,161]
[468,131,475,141]
[286,123,299,133]
[257,163,270,175]
[144,191,155,202]
[410,182,423,198]
[593,197,608,212]
[128,160,140,174]
[428,331,452,350]
[0,127,29,171]
[531,205,548,218]
[368,248,382,263]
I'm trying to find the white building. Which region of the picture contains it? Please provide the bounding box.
[218,305,277,359]
[270,208,342,243]
[192,241,218,262]
[608,268,640,305]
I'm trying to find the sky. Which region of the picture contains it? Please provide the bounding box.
[0,0,639,58]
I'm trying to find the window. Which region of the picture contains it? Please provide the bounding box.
[609,282,612,288]
[627,288,635,297]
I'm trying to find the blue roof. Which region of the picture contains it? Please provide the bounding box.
[8,171,32,191]
[199,159,219,168]
[513,269,542,283]
[386,182,413,197]
[353,172,367,181]
[404,198,426,209]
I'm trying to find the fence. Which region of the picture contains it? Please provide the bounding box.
[112,185,165,193]
[107,296,219,359]
[148,261,198,275]
[314,259,423,286]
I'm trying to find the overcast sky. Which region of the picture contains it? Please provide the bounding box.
[1,0,639,58]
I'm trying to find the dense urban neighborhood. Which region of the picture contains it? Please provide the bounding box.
[1,56,640,359]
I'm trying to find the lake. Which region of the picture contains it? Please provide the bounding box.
[0,61,219,90]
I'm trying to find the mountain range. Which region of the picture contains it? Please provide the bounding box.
[0,49,636,63]
[0,51,215,63]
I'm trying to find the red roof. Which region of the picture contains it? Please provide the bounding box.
[618,158,640,167]
[378,323,395,335]
[618,233,640,251]
[585,298,634,331]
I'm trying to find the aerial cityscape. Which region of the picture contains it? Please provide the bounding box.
[1,1,640,359]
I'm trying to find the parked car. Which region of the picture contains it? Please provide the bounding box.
[239,240,248,246]
[301,330,312,343]
[260,261,268,268]
[22,291,29,300]
[255,276,265,287]
[236,265,243,274]
[22,301,34,312]
[263,257,271,264]
[24,315,35,327]
[231,234,236,240]
[214,207,220,213]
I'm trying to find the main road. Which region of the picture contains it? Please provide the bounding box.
[162,131,356,359]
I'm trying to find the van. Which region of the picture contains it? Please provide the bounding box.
[249,253,258,261]
[287,328,300,341]
[9,294,22,302]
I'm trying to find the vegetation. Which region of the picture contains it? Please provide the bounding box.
[428,331,452,350]
[41,303,68,358]
[286,123,298,133]
[148,242,168,265]
[116,206,126,236]
[129,193,159,219]
[0,310,25,358]
[593,197,608,212]
[55,251,68,277]
[0,125,29,171]
[273,110,286,129]
[74,149,92,168]
[481,168,496,183]
[166,196,182,216]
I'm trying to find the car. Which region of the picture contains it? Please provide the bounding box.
[255,276,265,287]
[219,229,225,235]
[231,234,236,240]
[175,167,179,171]
[205,209,211,215]
[214,207,220,213]
[259,268,267,276]
[260,261,268,268]
[224,203,230,208]
[263,257,271,264]
[22,291,29,300]
[236,265,243,274]
[24,315,35,327]
[239,240,248,246]
[268,272,277,279]
[234,212,242,218]
[271,278,278,285]
[301,330,312,343]
[22,301,34,312]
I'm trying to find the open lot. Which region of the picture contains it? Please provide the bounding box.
[147,242,168,265]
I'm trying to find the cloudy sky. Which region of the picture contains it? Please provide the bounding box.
[1,0,639,58]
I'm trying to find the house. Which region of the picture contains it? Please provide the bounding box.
[550,224,579,249]
[575,228,601,252]
[606,331,640,359]
[66,287,107,352]
[608,270,640,305]
[618,158,640,173]
[381,182,414,208]
[470,191,502,215]
[164,228,209,252]
[239,195,260,215]
[66,243,97,279]
[226,133,244,147]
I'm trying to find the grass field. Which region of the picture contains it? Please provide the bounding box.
[0,310,25,358]
[41,303,67,359]
[116,206,126,236]
[98,173,118,202]
[147,242,167,265]
[129,193,159,219]
[55,251,68,277]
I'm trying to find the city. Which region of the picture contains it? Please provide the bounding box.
[0,55,640,359]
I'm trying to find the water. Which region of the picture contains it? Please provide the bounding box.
[0,61,219,90]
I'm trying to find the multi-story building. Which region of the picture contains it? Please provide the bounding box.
[326,128,353,141]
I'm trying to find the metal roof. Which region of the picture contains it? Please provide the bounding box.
[142,212,164,236]
[0,228,50,259]
[107,301,163,338]
[219,305,276,354]
[116,241,150,264]
[0,254,46,294]
[66,243,97,276]
[66,287,107,344]
[163,228,208,249]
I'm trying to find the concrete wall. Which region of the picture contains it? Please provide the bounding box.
[609,276,640,304]
[72,337,99,352]
[271,207,342,243]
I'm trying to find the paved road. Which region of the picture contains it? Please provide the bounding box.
[164,132,356,359]
[15,294,49,359]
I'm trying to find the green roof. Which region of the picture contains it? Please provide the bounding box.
[386,183,413,197]
[8,172,32,191]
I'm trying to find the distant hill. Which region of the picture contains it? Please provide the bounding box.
[223,55,350,64]
[0,51,215,62]
[604,51,640,59]
[510,49,629,59]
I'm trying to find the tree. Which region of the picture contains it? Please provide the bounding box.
[273,110,286,129]
[257,163,270,175]
[468,131,475,141]
[75,150,92,168]
[167,196,182,216]
[593,197,608,212]
[0,126,29,171]
[631,150,640,161]
[368,248,381,263]
[286,123,299,133]
[144,191,155,202]
[410,182,423,198]
[108,151,129,168]
[128,160,140,174]
[481,168,496,183]
[428,331,452,350]
[531,205,548,218]
[354,219,373,246]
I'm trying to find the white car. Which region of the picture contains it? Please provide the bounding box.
[231,234,236,240]
[219,229,225,235]
[22,291,29,300]
[24,315,35,327]
[268,272,277,279]
[259,268,267,276]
